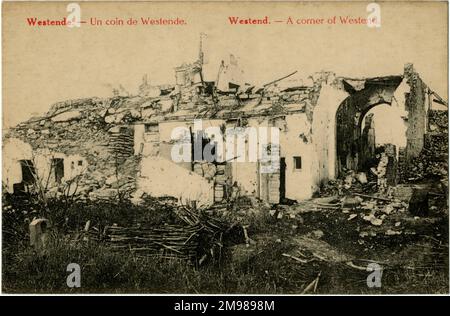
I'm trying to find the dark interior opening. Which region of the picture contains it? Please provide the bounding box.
[52,158,64,184]
[19,160,36,184]
[279,157,286,202]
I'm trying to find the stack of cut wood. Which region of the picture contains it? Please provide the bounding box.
[104,206,226,262]
[109,128,134,164]
[105,224,200,260]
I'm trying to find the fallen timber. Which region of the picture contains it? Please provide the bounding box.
[104,206,227,263]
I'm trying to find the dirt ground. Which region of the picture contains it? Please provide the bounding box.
[224,178,449,294]
[2,175,448,294]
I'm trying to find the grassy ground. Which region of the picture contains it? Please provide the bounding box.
[2,193,449,294]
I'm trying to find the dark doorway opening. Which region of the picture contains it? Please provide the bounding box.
[19,160,36,184]
[191,130,217,163]
[52,158,64,184]
[279,157,286,203]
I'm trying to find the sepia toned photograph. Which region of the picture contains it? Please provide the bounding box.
[1,0,449,296]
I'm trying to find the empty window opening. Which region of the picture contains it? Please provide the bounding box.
[293,156,302,170]
[145,124,159,133]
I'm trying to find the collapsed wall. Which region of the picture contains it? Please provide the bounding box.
[1,68,350,204]
[399,109,448,182]
[333,63,439,180]
[135,156,214,206]
[3,97,140,199]
[4,62,442,205]
[404,63,428,161]
[131,70,329,204]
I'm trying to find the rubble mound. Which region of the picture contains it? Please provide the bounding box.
[4,96,150,200]
[401,110,448,182]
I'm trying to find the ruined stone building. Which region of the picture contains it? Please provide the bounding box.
[3,52,447,207]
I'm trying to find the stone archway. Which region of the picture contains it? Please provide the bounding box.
[335,76,403,175]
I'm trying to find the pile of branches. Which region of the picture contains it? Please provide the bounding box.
[104,205,228,263]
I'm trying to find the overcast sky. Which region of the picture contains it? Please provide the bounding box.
[3,1,448,128]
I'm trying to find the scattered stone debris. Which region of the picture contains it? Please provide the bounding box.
[2,40,448,294]
[400,110,448,182]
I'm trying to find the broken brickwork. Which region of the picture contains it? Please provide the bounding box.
[400,110,449,183]
[3,58,446,205]
[4,97,139,199]
[404,63,428,161]
[335,75,404,174]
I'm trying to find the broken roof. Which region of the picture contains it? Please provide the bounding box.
[11,72,422,134]
[342,75,403,94]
